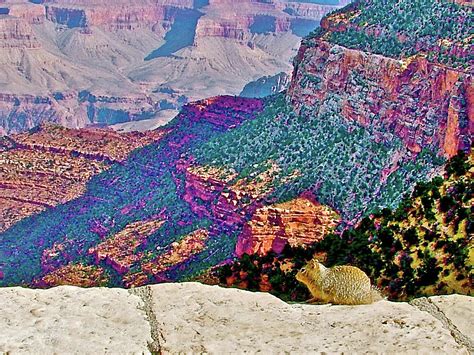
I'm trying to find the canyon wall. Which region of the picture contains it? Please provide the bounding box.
[0,92,160,135]
[0,16,40,48]
[44,0,194,30]
[6,3,45,24]
[0,0,350,134]
[194,0,350,42]
[235,196,340,257]
[277,0,352,18]
[288,6,473,158]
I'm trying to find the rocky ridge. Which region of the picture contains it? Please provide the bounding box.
[0,283,472,354]
[0,124,164,232]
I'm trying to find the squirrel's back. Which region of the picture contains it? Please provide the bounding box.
[296,260,382,305]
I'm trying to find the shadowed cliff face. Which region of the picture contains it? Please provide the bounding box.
[0,0,350,134]
[239,72,290,98]
[46,6,87,28]
[290,18,319,36]
[144,8,203,60]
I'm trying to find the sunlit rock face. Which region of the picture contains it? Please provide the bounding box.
[288,5,473,158]
[236,196,340,257]
[289,40,472,158]
[0,16,40,48]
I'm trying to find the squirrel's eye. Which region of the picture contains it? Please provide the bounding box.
[301,267,306,272]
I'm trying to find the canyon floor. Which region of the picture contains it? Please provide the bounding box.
[0,282,472,354]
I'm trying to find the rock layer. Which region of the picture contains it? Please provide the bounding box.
[0,16,40,48]
[289,31,473,158]
[0,283,472,354]
[236,196,340,257]
[0,124,164,232]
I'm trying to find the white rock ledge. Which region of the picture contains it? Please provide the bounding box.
[0,282,472,354]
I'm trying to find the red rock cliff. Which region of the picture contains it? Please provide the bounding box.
[288,39,473,158]
[236,196,340,257]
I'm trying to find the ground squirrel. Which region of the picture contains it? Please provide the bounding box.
[296,259,382,305]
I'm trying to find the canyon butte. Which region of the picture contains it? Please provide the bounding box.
[0,0,351,134]
[0,0,472,307]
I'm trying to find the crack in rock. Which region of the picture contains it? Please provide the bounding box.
[129,287,164,355]
[410,297,473,353]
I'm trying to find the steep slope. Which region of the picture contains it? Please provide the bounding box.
[0,0,472,288]
[289,0,473,157]
[0,0,350,134]
[217,151,473,301]
[0,96,267,286]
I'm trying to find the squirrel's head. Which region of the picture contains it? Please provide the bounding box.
[296,259,322,284]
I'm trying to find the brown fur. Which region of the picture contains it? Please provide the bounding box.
[296,259,382,305]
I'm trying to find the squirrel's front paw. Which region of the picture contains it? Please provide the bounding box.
[306,297,325,305]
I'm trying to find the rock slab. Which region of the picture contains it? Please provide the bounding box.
[430,295,474,343]
[151,283,470,354]
[0,286,152,354]
[0,283,472,354]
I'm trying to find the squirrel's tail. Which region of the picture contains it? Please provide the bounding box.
[370,286,384,302]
